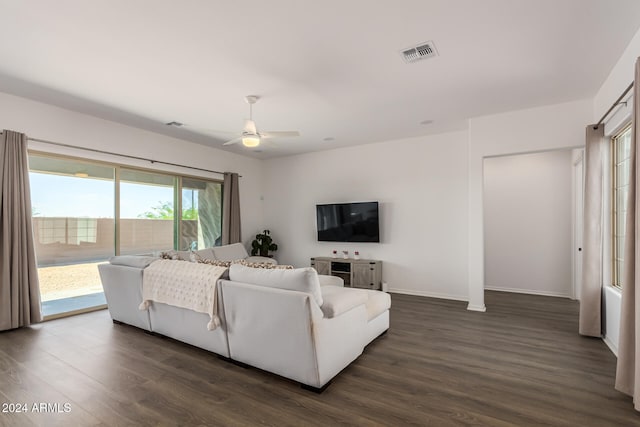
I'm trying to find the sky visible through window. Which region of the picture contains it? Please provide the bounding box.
[29,173,188,218]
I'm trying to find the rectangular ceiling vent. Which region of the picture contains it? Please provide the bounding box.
[401,41,437,63]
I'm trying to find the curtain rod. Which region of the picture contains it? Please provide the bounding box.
[593,81,634,130]
[1,132,239,177]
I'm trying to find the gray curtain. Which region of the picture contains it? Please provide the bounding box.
[0,130,42,331]
[221,172,241,245]
[616,58,640,409]
[579,125,605,337]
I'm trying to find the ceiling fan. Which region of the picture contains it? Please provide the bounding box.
[223,95,300,147]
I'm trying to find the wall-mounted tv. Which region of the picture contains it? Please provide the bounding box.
[316,201,380,242]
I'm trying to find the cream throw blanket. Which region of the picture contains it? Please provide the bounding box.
[138,260,227,331]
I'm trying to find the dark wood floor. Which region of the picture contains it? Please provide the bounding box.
[1,291,639,426]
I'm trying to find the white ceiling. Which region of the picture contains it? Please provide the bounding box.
[0,0,639,159]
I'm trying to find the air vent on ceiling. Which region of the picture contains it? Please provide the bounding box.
[401,41,437,63]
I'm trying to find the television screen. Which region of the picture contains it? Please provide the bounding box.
[316,202,380,242]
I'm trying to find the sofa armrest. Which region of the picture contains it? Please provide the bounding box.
[320,287,368,318]
[98,263,152,331]
[109,255,157,268]
[318,275,344,287]
[219,280,324,386]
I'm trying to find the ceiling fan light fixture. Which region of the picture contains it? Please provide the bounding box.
[221,95,299,148]
[242,135,260,147]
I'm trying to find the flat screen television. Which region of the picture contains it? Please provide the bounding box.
[316,201,380,242]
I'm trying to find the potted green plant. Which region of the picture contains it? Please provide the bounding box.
[251,229,278,257]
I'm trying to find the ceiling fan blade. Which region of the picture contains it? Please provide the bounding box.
[244,119,257,134]
[223,137,242,146]
[190,128,237,135]
[262,140,278,148]
[167,123,237,134]
[260,131,300,139]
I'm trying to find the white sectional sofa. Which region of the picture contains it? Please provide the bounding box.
[97,247,390,391]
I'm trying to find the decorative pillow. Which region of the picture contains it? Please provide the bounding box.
[177,250,194,261]
[236,259,293,270]
[160,251,292,270]
[245,256,277,265]
[228,264,323,306]
[197,258,232,268]
[212,243,249,261]
[160,250,192,261]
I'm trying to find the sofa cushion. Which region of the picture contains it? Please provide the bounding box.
[195,248,216,260]
[319,286,367,318]
[212,243,249,261]
[229,264,323,306]
[109,255,157,269]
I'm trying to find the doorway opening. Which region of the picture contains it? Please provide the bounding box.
[483,148,582,299]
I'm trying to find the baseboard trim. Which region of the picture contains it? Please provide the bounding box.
[603,335,619,357]
[467,303,487,312]
[388,287,569,309]
[389,287,468,302]
[484,286,571,298]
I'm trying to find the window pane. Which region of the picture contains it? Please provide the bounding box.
[623,135,632,160]
[618,237,626,257]
[617,136,627,160]
[120,169,175,255]
[29,155,114,306]
[617,160,629,185]
[180,178,222,250]
[613,125,633,287]
[617,187,627,214]
[617,211,626,237]
[617,259,625,284]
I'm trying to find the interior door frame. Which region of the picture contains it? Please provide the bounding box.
[572,150,585,301]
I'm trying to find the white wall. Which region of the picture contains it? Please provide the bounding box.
[263,99,592,307]
[595,27,640,120]
[263,131,470,300]
[466,98,593,311]
[484,150,573,297]
[571,148,585,302]
[0,91,265,247]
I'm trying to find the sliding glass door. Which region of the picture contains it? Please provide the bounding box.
[120,169,176,254]
[29,154,224,317]
[29,155,115,316]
